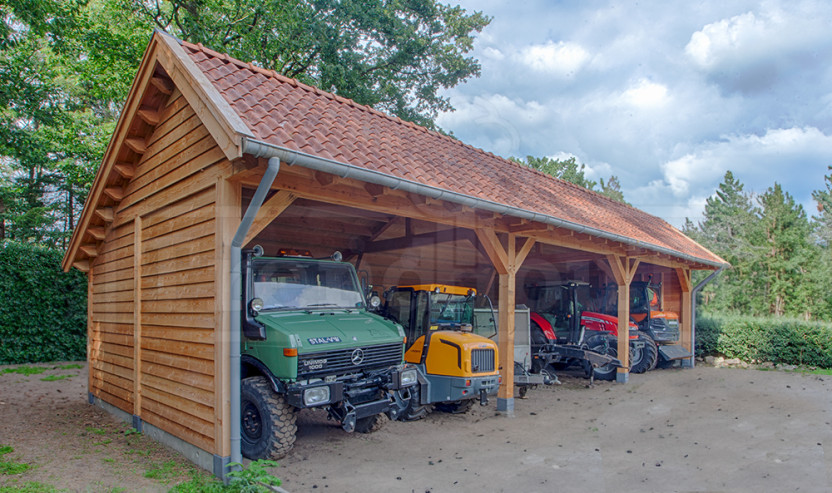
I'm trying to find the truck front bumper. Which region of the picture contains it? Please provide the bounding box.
[424,374,500,404]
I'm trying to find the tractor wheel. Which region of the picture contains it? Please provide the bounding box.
[354,412,388,433]
[397,385,432,421]
[588,338,618,381]
[435,399,474,414]
[530,321,550,353]
[240,376,298,460]
[630,333,658,374]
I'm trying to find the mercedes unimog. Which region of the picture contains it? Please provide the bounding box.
[380,284,501,420]
[239,247,418,459]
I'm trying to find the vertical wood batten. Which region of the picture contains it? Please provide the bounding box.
[133,218,143,421]
[214,178,240,460]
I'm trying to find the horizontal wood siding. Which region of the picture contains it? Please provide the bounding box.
[90,224,135,415]
[88,91,225,454]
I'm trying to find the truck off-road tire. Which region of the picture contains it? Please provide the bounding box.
[397,385,432,421]
[630,333,658,374]
[435,399,474,414]
[354,412,388,433]
[588,339,618,381]
[240,376,298,460]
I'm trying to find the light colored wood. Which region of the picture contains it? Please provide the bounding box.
[114,163,135,179]
[79,244,99,258]
[90,266,133,285]
[141,265,215,290]
[141,250,215,278]
[95,207,114,222]
[88,270,95,398]
[142,282,214,302]
[142,386,214,423]
[92,278,133,295]
[140,235,214,266]
[140,220,215,254]
[150,75,174,95]
[677,268,693,353]
[141,187,214,230]
[475,229,509,275]
[497,270,516,398]
[142,298,215,314]
[88,227,106,240]
[141,405,214,452]
[143,360,214,392]
[142,348,214,376]
[141,372,215,408]
[141,336,215,360]
[141,311,215,330]
[125,137,148,155]
[114,160,231,228]
[133,218,143,418]
[104,187,125,202]
[93,312,134,325]
[142,325,215,345]
[141,203,214,241]
[137,108,162,126]
[215,176,238,457]
[675,267,692,293]
[243,190,296,245]
[131,112,207,185]
[74,260,91,272]
[606,255,640,373]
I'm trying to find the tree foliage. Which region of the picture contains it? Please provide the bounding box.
[510,155,629,204]
[128,0,491,129]
[687,170,832,321]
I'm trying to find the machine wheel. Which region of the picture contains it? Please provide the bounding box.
[588,338,618,381]
[354,412,388,433]
[435,399,474,414]
[630,333,658,374]
[240,376,298,460]
[530,321,550,353]
[397,385,432,421]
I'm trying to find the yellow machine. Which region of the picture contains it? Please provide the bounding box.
[382,284,501,419]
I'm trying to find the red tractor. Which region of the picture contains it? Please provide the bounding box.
[601,279,691,367]
[526,281,657,380]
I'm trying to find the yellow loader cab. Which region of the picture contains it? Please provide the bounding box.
[381,284,501,420]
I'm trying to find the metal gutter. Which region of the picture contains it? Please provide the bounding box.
[228,152,281,477]
[688,266,726,368]
[239,137,728,269]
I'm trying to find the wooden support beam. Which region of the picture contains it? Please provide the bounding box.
[137,108,162,126]
[104,187,125,202]
[508,221,550,234]
[363,228,473,254]
[79,244,99,257]
[364,182,385,197]
[113,163,135,179]
[133,217,143,419]
[606,255,641,382]
[676,267,693,354]
[243,191,297,245]
[88,227,106,241]
[314,171,335,187]
[124,137,148,155]
[95,207,114,223]
[72,260,90,272]
[150,75,174,95]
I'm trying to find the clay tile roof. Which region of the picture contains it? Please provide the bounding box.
[178,38,725,268]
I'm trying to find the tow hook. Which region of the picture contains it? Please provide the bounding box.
[479,388,488,406]
[341,412,356,433]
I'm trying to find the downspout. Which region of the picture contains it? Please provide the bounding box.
[688,266,726,368]
[229,154,281,474]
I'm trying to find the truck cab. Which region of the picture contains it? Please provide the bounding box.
[239,247,417,459]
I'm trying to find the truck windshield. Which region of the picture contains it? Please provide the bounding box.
[251,258,364,311]
[430,293,474,326]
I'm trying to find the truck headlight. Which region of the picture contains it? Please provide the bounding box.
[303,386,330,406]
[400,368,418,387]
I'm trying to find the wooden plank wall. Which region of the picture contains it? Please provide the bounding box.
[90,91,230,454]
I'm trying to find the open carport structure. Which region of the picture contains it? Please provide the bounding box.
[62,30,727,476]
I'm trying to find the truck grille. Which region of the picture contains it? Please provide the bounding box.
[297,342,403,379]
[649,318,679,342]
[471,348,496,373]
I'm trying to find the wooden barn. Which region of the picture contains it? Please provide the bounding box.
[62,30,727,476]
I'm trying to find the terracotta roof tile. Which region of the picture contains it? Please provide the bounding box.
[180,39,724,267]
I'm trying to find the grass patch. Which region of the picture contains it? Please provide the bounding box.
[143,460,182,482]
[0,445,31,476]
[0,366,46,376]
[0,481,57,493]
[40,374,72,382]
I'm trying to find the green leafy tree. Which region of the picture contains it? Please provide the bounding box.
[126,0,491,129]
[757,183,815,317]
[809,167,832,319]
[510,155,629,203]
[598,175,629,204]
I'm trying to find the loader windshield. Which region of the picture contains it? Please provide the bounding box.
[430,293,474,327]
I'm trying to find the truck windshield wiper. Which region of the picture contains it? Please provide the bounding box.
[307,303,338,307]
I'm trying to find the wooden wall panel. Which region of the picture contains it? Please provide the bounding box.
[87,90,223,452]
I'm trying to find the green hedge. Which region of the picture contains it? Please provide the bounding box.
[0,241,87,364]
[695,313,832,368]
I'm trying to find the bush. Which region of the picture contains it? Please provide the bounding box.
[0,241,87,364]
[696,313,832,368]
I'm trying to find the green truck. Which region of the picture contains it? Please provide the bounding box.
[238,247,418,459]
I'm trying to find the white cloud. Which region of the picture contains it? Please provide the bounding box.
[620,79,670,108]
[519,41,590,76]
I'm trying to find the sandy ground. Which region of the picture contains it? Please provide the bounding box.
[1,362,830,492]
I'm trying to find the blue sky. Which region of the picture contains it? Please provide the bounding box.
[436,0,832,227]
